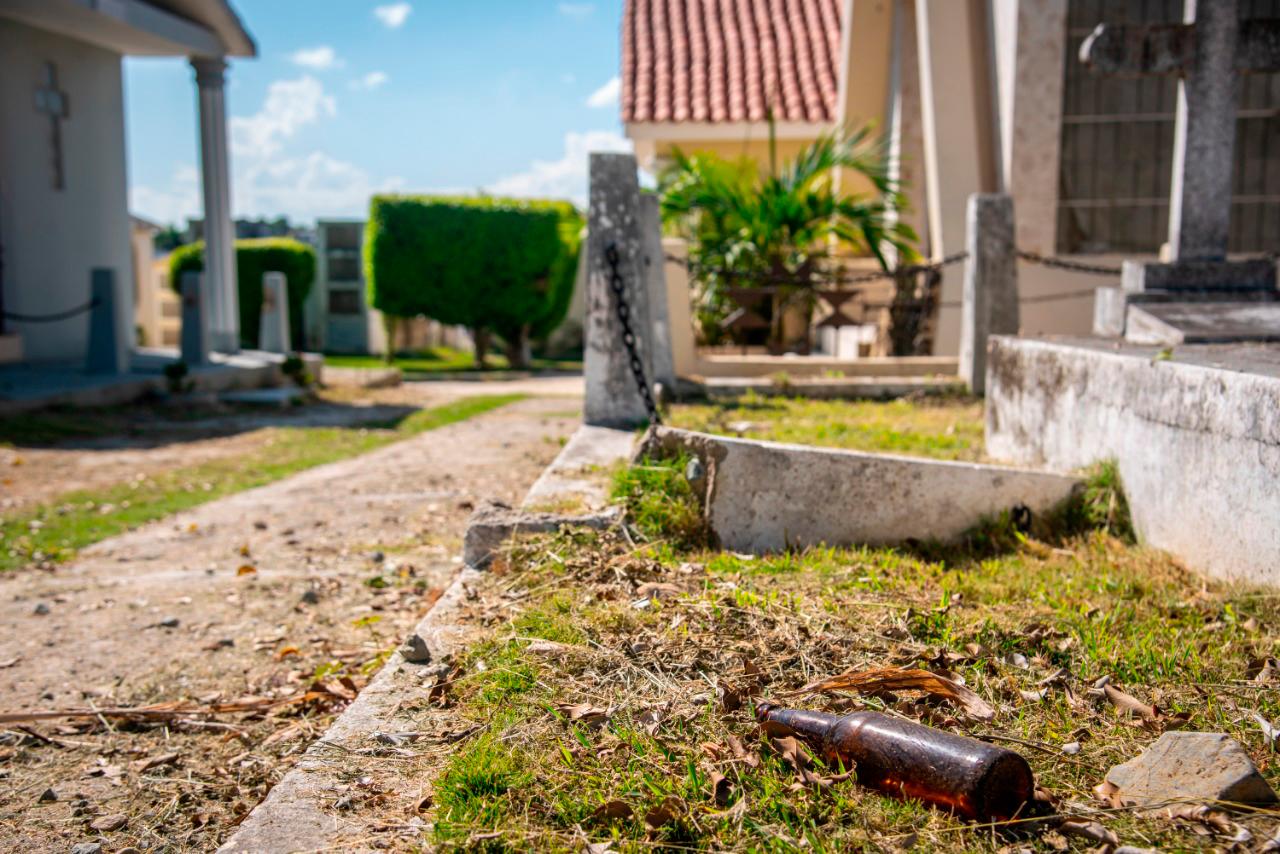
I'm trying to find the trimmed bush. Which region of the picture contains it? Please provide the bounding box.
[364,195,582,364]
[169,238,316,350]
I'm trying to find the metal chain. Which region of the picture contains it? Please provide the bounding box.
[1,297,100,323]
[604,242,662,426]
[1015,250,1122,276]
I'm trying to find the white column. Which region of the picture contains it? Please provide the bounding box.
[192,57,238,353]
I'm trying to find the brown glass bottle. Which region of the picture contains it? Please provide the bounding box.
[757,703,1034,821]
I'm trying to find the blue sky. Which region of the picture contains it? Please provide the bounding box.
[125,0,630,226]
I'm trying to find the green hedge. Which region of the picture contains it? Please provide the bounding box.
[364,195,582,345]
[169,238,316,350]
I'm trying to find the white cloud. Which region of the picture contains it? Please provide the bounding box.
[234,152,403,221]
[131,165,201,227]
[586,76,620,109]
[351,70,389,91]
[290,45,342,70]
[230,76,336,158]
[488,129,632,206]
[374,2,412,28]
[558,2,595,17]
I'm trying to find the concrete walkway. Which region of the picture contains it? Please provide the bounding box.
[0,391,580,852]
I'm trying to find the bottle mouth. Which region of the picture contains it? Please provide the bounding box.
[755,701,776,721]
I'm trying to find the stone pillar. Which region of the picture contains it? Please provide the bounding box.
[639,194,676,391]
[192,58,239,354]
[959,194,1018,395]
[1169,0,1238,262]
[915,0,999,355]
[180,271,210,366]
[662,237,699,379]
[85,268,124,375]
[584,153,653,428]
[259,272,290,354]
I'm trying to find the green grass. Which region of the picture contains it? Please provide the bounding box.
[667,391,986,461]
[410,467,1279,851]
[324,346,582,376]
[609,454,708,550]
[0,394,523,572]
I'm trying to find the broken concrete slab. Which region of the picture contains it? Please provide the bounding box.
[1105,732,1278,809]
[985,335,1280,585]
[1126,301,1280,345]
[522,424,636,513]
[640,426,1081,554]
[461,500,619,569]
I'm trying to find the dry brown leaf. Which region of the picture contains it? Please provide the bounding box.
[236,564,257,576]
[590,800,633,823]
[556,703,609,726]
[0,656,20,669]
[1093,779,1124,808]
[274,646,300,661]
[1059,819,1119,846]
[1248,657,1280,683]
[719,681,743,713]
[726,734,759,769]
[708,770,732,806]
[1102,683,1159,720]
[796,666,995,721]
[643,795,684,829]
[133,752,180,772]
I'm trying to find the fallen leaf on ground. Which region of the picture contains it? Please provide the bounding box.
[1102,684,1158,720]
[556,703,609,726]
[0,656,20,669]
[236,565,257,576]
[796,666,995,721]
[274,646,300,661]
[133,752,180,772]
[589,800,633,823]
[644,795,684,828]
[708,770,733,806]
[1059,819,1119,846]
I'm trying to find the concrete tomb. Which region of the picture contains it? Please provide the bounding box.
[1081,0,1280,344]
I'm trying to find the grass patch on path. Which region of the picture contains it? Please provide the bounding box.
[668,391,985,461]
[325,346,582,376]
[0,394,523,571]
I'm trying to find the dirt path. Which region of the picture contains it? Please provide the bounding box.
[0,375,583,514]
[0,390,580,852]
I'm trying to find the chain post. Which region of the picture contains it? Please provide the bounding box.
[605,242,662,426]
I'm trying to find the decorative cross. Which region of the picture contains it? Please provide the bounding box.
[34,62,69,191]
[1081,1,1280,262]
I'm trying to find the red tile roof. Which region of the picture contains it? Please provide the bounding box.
[622,0,844,125]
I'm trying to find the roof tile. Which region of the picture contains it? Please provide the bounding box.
[622,0,843,124]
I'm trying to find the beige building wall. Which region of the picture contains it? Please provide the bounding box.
[0,19,134,365]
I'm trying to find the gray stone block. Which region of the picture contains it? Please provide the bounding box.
[641,426,1080,554]
[1126,301,1280,345]
[85,268,122,375]
[1105,732,1278,808]
[959,194,1018,395]
[461,501,619,568]
[1122,259,1277,293]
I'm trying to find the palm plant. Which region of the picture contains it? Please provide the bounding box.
[659,125,918,352]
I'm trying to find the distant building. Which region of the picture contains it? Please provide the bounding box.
[0,1,255,367]
[184,217,306,243]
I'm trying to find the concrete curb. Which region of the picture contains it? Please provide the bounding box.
[640,426,1081,553]
[218,424,635,853]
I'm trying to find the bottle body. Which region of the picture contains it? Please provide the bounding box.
[757,704,1034,821]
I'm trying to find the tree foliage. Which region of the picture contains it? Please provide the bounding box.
[364,195,582,365]
[168,238,315,350]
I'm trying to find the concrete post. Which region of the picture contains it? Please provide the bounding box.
[584,153,653,428]
[662,237,699,379]
[959,194,1019,395]
[85,268,123,375]
[259,272,291,354]
[192,58,239,354]
[639,194,676,391]
[180,271,210,366]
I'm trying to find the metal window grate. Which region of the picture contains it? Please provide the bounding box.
[1056,0,1280,255]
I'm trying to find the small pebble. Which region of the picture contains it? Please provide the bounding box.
[299,589,320,605]
[157,616,180,628]
[37,787,57,803]
[32,602,50,615]
[70,844,102,854]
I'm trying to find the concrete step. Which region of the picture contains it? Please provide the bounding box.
[697,373,966,400]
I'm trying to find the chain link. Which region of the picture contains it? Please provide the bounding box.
[1015,250,1122,276]
[605,242,662,426]
[1,297,100,324]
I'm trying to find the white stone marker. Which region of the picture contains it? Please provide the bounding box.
[584,152,654,428]
[959,194,1018,395]
[639,193,677,392]
[259,272,291,354]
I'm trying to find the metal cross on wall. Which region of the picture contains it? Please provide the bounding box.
[1080,0,1280,262]
[34,62,70,191]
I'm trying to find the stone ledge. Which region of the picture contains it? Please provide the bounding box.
[640,426,1081,554]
